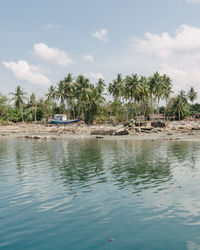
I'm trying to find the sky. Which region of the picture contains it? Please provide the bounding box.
[1,0,200,97]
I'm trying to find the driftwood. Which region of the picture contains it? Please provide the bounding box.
[191,127,200,130]
[91,130,116,135]
[91,128,129,136]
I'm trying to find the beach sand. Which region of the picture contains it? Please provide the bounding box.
[1,121,200,141]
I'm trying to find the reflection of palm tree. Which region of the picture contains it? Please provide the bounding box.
[9,85,27,122]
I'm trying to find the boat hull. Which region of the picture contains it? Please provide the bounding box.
[50,119,79,124]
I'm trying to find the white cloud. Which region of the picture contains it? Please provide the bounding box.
[132,24,200,58]
[3,60,51,85]
[129,24,200,95]
[84,72,104,80]
[92,29,109,42]
[82,54,94,62]
[33,43,74,66]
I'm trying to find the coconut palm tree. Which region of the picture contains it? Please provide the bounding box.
[108,73,125,102]
[9,86,27,122]
[162,74,173,119]
[150,72,164,114]
[46,85,56,102]
[29,93,37,122]
[56,80,66,105]
[75,75,91,119]
[188,87,197,105]
[138,76,150,117]
[172,90,189,121]
[124,74,139,102]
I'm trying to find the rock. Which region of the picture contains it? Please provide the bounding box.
[167,132,173,136]
[151,121,166,128]
[114,129,129,135]
[135,122,146,127]
[96,135,104,139]
[135,128,141,133]
[168,185,181,189]
[33,136,41,139]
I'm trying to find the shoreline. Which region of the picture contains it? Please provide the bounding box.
[1,122,200,142]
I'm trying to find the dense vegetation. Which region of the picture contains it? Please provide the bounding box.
[0,72,199,124]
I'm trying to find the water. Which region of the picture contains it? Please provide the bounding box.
[1,138,200,250]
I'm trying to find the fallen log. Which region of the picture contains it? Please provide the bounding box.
[91,130,116,135]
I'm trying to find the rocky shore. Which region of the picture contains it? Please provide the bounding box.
[1,120,200,141]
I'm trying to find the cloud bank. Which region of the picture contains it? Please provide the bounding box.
[131,24,200,92]
[3,60,51,85]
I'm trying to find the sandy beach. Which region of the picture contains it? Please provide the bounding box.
[1,121,200,141]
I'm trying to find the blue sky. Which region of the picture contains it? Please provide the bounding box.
[1,0,200,96]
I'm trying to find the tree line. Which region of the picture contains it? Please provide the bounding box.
[0,72,199,124]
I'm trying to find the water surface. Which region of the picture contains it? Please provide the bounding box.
[1,138,200,249]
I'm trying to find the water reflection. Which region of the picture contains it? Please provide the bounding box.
[1,139,200,249]
[0,139,199,194]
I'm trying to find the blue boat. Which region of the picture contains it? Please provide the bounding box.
[50,114,79,124]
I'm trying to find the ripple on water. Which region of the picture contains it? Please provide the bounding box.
[1,139,200,249]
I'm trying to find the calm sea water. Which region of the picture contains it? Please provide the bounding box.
[1,138,200,250]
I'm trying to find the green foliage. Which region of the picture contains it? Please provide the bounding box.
[1,72,199,123]
[0,93,8,117]
[190,103,200,115]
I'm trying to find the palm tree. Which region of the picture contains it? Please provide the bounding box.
[162,74,173,120]
[9,86,27,122]
[56,80,66,105]
[188,87,197,105]
[75,75,91,119]
[29,93,37,122]
[138,76,150,117]
[172,90,189,121]
[46,85,56,102]
[63,73,75,112]
[124,74,139,102]
[108,74,125,102]
[150,72,164,114]
[96,78,105,94]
